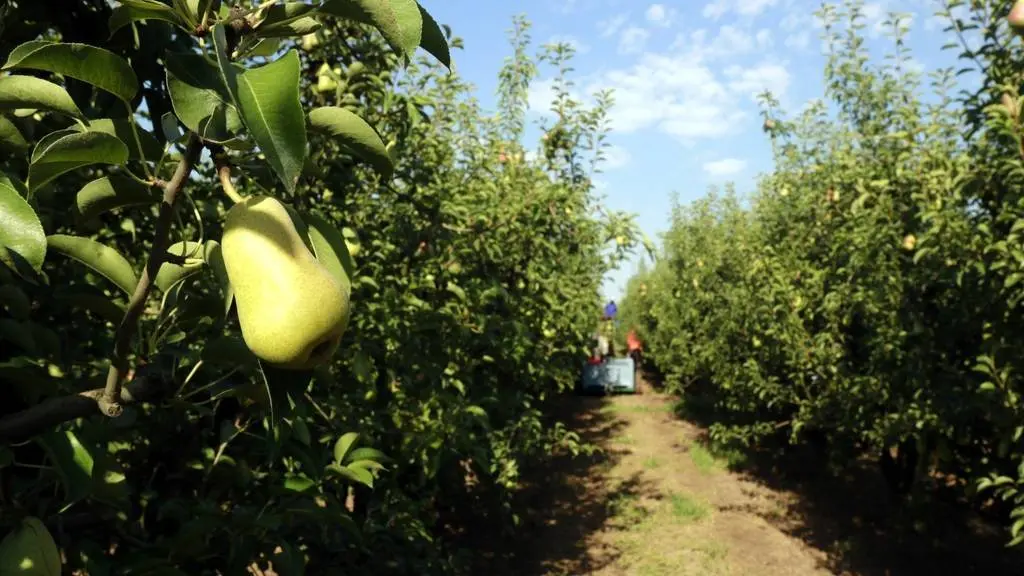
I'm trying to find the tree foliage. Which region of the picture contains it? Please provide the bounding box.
[0,1,638,573]
[620,0,1024,548]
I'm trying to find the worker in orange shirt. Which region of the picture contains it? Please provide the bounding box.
[626,328,643,381]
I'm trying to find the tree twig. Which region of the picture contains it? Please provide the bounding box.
[97,132,205,417]
[0,369,171,442]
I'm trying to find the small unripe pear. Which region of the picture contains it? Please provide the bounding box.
[1010,1,1024,37]
[902,234,917,251]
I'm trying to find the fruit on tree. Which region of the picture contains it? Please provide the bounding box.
[0,516,61,575]
[221,196,351,370]
[902,234,917,251]
[1010,0,1024,37]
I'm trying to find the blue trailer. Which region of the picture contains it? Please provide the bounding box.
[580,357,637,394]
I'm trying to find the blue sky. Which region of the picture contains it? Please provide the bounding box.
[415,0,974,299]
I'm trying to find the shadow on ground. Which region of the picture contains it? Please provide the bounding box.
[663,372,1024,576]
[462,390,645,576]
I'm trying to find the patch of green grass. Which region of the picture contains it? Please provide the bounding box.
[688,439,748,473]
[607,491,649,525]
[600,402,674,415]
[689,442,720,474]
[643,455,660,469]
[615,434,636,445]
[668,492,709,523]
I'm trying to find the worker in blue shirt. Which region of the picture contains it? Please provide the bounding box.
[603,300,617,321]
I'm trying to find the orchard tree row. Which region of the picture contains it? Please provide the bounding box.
[0,1,640,574]
[620,0,1024,547]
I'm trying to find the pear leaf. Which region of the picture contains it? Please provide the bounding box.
[0,115,28,153]
[213,27,306,192]
[254,2,321,37]
[73,118,164,162]
[333,431,360,464]
[203,240,234,317]
[74,174,160,224]
[417,4,451,69]
[0,181,46,274]
[301,211,355,293]
[0,75,84,119]
[165,52,243,144]
[320,0,422,58]
[2,40,139,104]
[28,131,129,194]
[154,241,205,293]
[46,234,138,296]
[109,0,188,38]
[307,106,393,179]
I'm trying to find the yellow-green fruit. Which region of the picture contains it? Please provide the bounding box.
[0,516,61,575]
[221,196,350,370]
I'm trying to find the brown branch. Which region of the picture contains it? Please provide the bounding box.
[0,369,171,442]
[97,132,205,417]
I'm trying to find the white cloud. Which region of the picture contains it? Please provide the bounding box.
[725,62,791,99]
[599,13,629,38]
[703,0,779,20]
[784,31,810,50]
[703,158,747,176]
[527,32,792,145]
[602,145,632,169]
[756,29,773,50]
[645,4,675,27]
[619,26,650,54]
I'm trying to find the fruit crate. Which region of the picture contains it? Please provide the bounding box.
[580,357,636,394]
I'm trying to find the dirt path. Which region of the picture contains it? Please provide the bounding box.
[507,385,826,576]
[484,377,1024,576]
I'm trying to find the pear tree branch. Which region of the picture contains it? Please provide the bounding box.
[97,132,205,417]
[0,133,207,439]
[0,369,172,442]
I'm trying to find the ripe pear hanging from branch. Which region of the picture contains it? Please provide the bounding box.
[221,196,351,370]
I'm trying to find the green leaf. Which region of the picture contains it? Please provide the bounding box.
[213,27,306,192]
[0,115,28,153]
[258,16,322,38]
[0,319,36,353]
[333,432,360,464]
[346,446,391,464]
[53,287,125,325]
[320,0,422,58]
[302,211,355,293]
[203,240,234,317]
[46,234,138,296]
[165,52,243,144]
[326,462,374,487]
[74,174,160,224]
[307,106,393,178]
[417,3,451,69]
[2,40,139,104]
[0,75,84,119]
[154,241,204,292]
[254,2,322,37]
[284,473,316,493]
[74,117,164,162]
[36,430,96,503]
[0,517,61,576]
[0,181,46,274]
[109,0,187,38]
[0,285,30,320]
[27,131,129,193]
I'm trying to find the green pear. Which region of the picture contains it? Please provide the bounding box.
[221,196,350,370]
[0,516,61,575]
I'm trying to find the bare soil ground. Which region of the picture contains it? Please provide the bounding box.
[474,375,1024,576]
